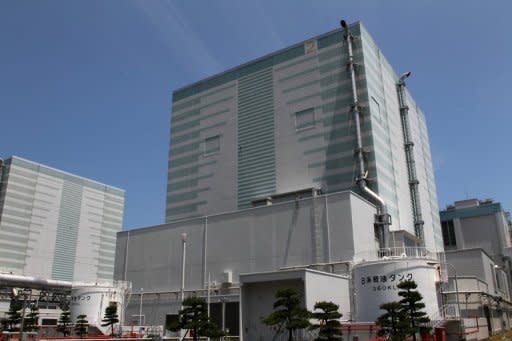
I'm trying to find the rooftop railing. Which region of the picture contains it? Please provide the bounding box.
[355,247,439,263]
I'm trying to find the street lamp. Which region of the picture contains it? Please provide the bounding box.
[139,288,143,326]
[443,263,463,339]
[180,233,187,305]
[12,288,32,341]
[179,233,187,340]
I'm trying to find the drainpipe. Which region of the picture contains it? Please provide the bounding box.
[341,20,390,248]
[397,73,424,243]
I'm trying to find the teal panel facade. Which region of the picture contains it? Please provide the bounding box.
[0,156,125,281]
[165,21,441,253]
[237,68,275,208]
[440,203,502,221]
[51,181,83,281]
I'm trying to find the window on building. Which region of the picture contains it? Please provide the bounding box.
[204,135,220,155]
[41,318,57,326]
[441,220,456,247]
[295,108,315,130]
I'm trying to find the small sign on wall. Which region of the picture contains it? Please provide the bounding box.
[305,40,317,54]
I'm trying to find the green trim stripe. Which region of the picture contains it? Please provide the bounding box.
[168,174,213,192]
[173,23,363,102]
[172,97,200,113]
[167,188,210,204]
[6,157,124,196]
[173,96,233,121]
[166,201,208,215]
[167,160,216,180]
[440,203,502,221]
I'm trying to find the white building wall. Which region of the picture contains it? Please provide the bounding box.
[0,156,124,282]
[304,271,350,320]
[115,191,378,325]
[167,23,441,255]
[359,24,442,252]
[24,173,63,279]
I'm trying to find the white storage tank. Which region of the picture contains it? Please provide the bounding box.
[70,281,131,335]
[353,258,440,322]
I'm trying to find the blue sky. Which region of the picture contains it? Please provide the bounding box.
[1,1,511,229]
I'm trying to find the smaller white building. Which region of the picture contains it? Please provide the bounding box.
[240,269,350,340]
[440,199,512,339]
[0,156,125,283]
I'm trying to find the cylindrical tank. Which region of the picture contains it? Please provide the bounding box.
[70,281,131,335]
[353,258,439,322]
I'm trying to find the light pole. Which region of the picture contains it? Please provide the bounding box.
[139,288,143,326]
[179,233,187,340]
[443,262,463,339]
[180,233,187,305]
[12,288,32,341]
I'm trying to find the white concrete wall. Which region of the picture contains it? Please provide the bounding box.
[115,191,377,327]
[353,258,439,322]
[304,271,350,320]
[0,156,124,282]
[241,278,304,341]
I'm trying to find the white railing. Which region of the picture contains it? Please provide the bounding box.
[377,246,435,259]
[250,328,317,341]
[355,247,439,263]
[422,304,460,330]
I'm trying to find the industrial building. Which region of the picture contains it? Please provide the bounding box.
[164,20,442,254]
[440,199,512,338]
[115,20,450,340]
[0,156,125,282]
[0,155,126,328]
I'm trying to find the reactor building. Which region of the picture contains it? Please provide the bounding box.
[0,155,126,329]
[115,20,447,340]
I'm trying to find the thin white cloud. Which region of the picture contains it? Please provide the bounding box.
[249,0,284,48]
[128,0,223,78]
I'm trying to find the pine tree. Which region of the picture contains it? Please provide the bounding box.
[24,305,39,332]
[397,280,431,341]
[310,301,343,341]
[101,304,120,337]
[75,314,89,338]
[57,309,72,336]
[5,299,22,331]
[376,302,410,341]
[168,296,224,341]
[262,288,311,341]
[0,318,8,332]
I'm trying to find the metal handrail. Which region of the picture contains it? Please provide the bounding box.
[354,247,438,262]
[377,247,434,259]
[422,304,460,330]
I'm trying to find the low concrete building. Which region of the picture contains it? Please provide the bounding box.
[240,269,350,340]
[440,199,512,339]
[441,249,511,338]
[114,191,378,333]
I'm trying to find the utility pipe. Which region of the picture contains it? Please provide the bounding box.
[0,273,72,290]
[203,216,208,290]
[180,233,187,305]
[180,232,187,341]
[123,231,130,281]
[397,73,424,242]
[324,195,332,263]
[139,288,143,326]
[444,263,463,337]
[341,20,390,248]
